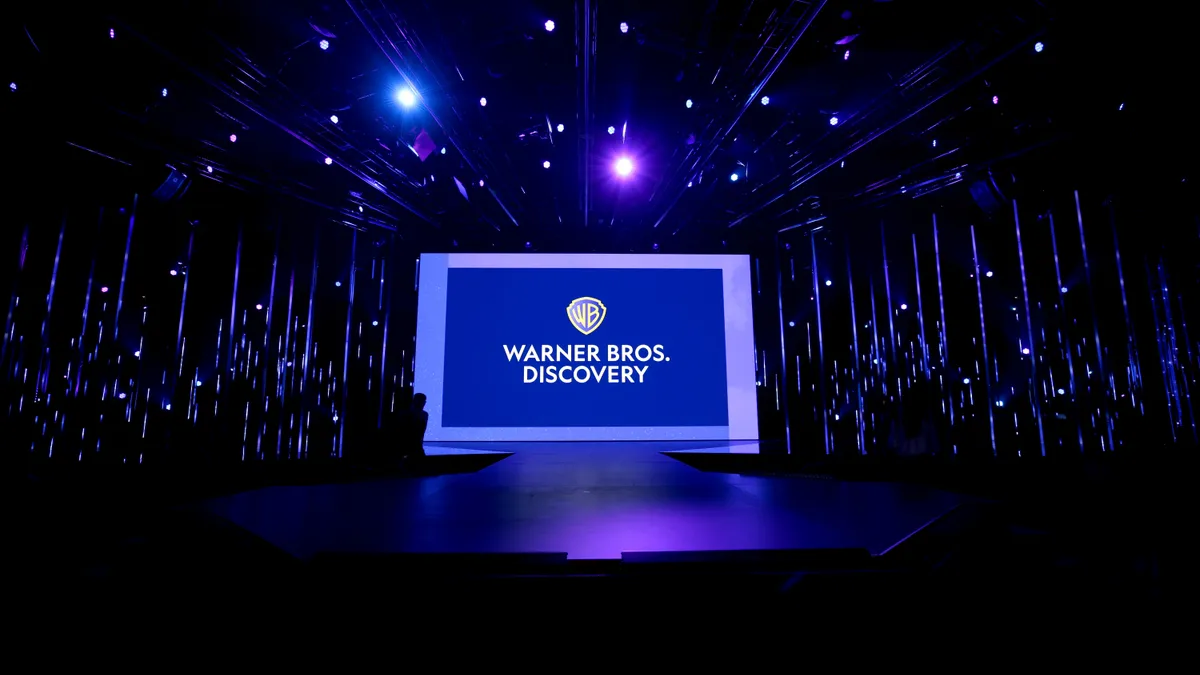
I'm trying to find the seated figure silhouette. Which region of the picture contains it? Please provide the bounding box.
[398,392,429,470]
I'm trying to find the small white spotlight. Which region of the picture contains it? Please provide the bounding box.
[788,321,795,327]
[440,147,446,155]
[118,392,127,400]
[843,50,851,60]
[985,271,993,278]
[319,39,329,51]
[614,157,634,177]
[396,87,416,108]
[932,139,937,148]
[963,378,971,385]
[134,350,140,358]
[372,320,379,327]
[162,88,168,97]
[335,281,342,287]
[543,160,551,169]
[8,83,15,92]
[607,126,616,135]
[761,96,770,105]
[330,114,339,124]
[729,173,739,182]
[1061,286,1068,293]
[687,181,693,188]
[170,269,178,276]
[1057,388,1065,395]
[620,22,629,34]
[829,116,839,126]
[206,166,213,173]
[229,134,238,143]
[1034,41,1044,53]
[825,280,832,287]
[1022,348,1031,355]
[479,97,487,107]
[479,179,485,187]
[556,123,565,132]
[544,20,555,32]
[992,95,999,105]
[685,99,693,109]
[324,157,333,165]
[110,28,115,39]
[255,304,263,310]
[900,303,908,310]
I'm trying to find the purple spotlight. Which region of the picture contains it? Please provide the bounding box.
[614,157,634,177]
[324,157,333,165]
[109,28,115,39]
[479,179,485,187]
[992,95,999,105]
[170,269,178,276]
[544,20,555,32]
[479,97,487,107]
[255,303,263,310]
[843,49,850,60]
[100,286,109,293]
[229,134,238,143]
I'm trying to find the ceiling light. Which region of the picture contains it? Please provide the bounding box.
[685,99,693,109]
[607,126,616,135]
[543,160,551,169]
[986,271,993,277]
[396,87,416,108]
[319,39,329,51]
[620,22,629,34]
[324,157,333,165]
[1034,41,1044,53]
[729,173,739,182]
[829,116,839,125]
[900,304,907,310]
[614,157,634,178]
[544,20,555,32]
[761,96,770,105]
[825,280,832,287]
[479,97,487,107]
[330,114,339,124]
[229,134,237,143]
[556,123,564,132]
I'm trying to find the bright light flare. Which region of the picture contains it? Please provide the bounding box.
[614,157,634,177]
[544,20,555,32]
[396,87,417,108]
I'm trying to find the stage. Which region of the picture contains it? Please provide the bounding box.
[198,442,966,560]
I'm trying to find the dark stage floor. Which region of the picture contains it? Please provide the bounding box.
[199,442,966,560]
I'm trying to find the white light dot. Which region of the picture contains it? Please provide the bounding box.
[843,49,851,60]
[687,181,693,188]
[900,303,908,310]
[170,269,178,276]
[440,147,446,155]
[607,126,616,135]
[556,123,564,132]
[319,39,329,51]
[372,320,379,327]
[229,134,237,143]
[330,114,339,124]
[761,96,770,105]
[479,180,485,187]
[396,87,416,108]
[165,404,171,411]
[1034,41,1044,53]
[614,157,634,177]
[109,28,115,39]
[544,20,555,32]
[788,321,795,327]
[829,116,839,126]
[118,392,127,400]
[134,350,141,358]
[335,281,342,287]
[992,95,999,105]
[685,99,693,109]
[9,82,16,92]
[1057,388,1065,395]
[479,97,487,107]
[255,304,263,310]
[543,160,551,169]
[324,157,333,165]
[620,22,629,34]
[162,88,168,97]
[729,173,739,182]
[963,378,971,385]
[825,280,832,287]
[206,165,213,173]
[932,139,937,148]
[1061,286,1068,293]
[1022,348,1031,355]
[986,271,993,277]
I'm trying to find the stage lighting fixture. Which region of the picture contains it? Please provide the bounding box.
[255,304,263,310]
[844,50,850,60]
[986,271,993,277]
[687,181,693,187]
[324,157,333,165]
[372,320,379,327]
[479,180,485,187]
[685,99,693,109]
[110,28,115,39]
[319,39,329,50]
[932,139,937,148]
[729,173,739,182]
[229,134,237,143]
[330,114,339,124]
[1022,348,1031,355]
[397,87,417,108]
[607,126,616,135]
[162,88,168,97]
[440,147,446,155]
[1118,102,1124,110]
[1061,287,1068,293]
[997,400,1004,408]
[170,270,178,276]
[134,351,140,358]
[543,160,551,169]
[614,157,634,177]
[525,241,532,249]
[620,22,629,34]
[992,95,999,105]
[544,20,555,32]
[118,393,127,400]
[479,97,487,107]
[557,123,565,132]
[100,286,109,293]
[829,116,839,125]
[206,166,213,173]
[963,378,971,385]
[8,83,15,92]
[840,161,845,168]
[955,172,962,179]
[788,321,795,327]
[1034,41,1044,53]
[825,280,832,287]
[335,281,342,287]
[652,243,659,251]
[1057,388,1065,395]
[900,303,908,310]
[358,206,364,212]
[761,96,770,105]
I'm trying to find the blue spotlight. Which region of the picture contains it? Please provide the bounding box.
[729,173,739,182]
[396,87,416,108]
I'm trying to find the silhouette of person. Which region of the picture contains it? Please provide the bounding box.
[399,392,429,468]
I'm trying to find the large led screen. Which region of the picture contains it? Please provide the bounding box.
[413,253,758,441]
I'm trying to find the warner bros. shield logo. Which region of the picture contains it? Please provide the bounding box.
[566,297,607,335]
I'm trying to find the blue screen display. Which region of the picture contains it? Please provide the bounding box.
[441,267,729,428]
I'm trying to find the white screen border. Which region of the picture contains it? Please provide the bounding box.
[413,253,759,441]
